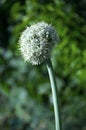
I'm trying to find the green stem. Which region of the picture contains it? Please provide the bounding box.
[46,59,62,130]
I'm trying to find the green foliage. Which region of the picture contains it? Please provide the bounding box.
[0,0,86,130]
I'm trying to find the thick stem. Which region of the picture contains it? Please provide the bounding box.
[46,59,62,130]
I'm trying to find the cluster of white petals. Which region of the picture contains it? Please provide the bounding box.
[19,22,59,65]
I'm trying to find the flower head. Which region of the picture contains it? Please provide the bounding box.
[19,22,59,65]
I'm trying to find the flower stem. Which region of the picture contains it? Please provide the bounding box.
[46,59,62,130]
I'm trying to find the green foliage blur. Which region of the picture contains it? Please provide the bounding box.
[0,0,86,130]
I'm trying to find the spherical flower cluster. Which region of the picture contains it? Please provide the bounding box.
[19,22,59,65]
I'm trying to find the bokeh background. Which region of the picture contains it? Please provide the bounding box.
[0,0,86,130]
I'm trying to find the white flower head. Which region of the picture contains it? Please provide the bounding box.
[19,22,59,65]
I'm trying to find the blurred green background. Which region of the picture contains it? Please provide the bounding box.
[0,0,86,130]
